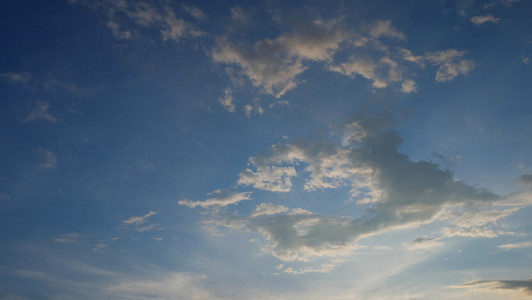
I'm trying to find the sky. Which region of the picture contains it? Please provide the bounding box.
[1,0,532,299]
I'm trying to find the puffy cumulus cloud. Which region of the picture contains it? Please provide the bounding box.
[69,0,201,42]
[238,165,297,192]
[456,278,532,296]
[178,190,252,208]
[106,272,212,300]
[402,237,443,250]
[211,18,349,97]
[191,112,526,262]
[22,101,58,124]
[471,14,500,25]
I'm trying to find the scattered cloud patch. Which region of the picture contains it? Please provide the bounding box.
[401,79,418,93]
[0,71,31,83]
[219,87,235,112]
[368,20,406,40]
[178,191,252,208]
[483,0,520,9]
[457,278,532,295]
[123,211,157,226]
[22,101,58,124]
[93,243,108,253]
[518,174,532,188]
[498,241,532,250]
[54,233,88,243]
[39,148,57,169]
[402,237,443,250]
[251,203,289,217]
[471,14,500,25]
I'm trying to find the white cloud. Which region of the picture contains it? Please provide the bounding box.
[219,87,235,112]
[0,71,31,83]
[471,14,500,25]
[251,203,289,217]
[401,79,418,93]
[230,6,249,23]
[178,191,252,208]
[107,20,132,39]
[54,233,88,243]
[498,241,532,250]
[93,243,108,253]
[238,165,297,192]
[123,211,157,225]
[211,18,349,97]
[39,148,57,169]
[368,20,406,40]
[22,101,58,124]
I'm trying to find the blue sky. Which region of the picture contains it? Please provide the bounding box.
[1,0,532,299]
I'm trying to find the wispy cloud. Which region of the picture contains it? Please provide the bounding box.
[0,71,31,83]
[471,15,500,25]
[123,211,157,226]
[456,278,532,295]
[54,233,88,243]
[22,101,58,124]
[39,148,57,169]
[178,191,251,208]
[498,241,532,250]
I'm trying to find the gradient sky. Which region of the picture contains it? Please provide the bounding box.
[1,0,532,299]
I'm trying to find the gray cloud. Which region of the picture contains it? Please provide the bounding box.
[459,278,532,295]
[471,14,500,25]
[199,112,513,261]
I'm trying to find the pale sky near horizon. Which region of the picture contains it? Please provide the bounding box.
[1,0,532,299]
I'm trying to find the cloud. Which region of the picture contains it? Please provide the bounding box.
[368,20,406,40]
[178,191,252,208]
[402,237,443,250]
[219,87,235,112]
[183,5,206,20]
[193,112,518,262]
[471,15,500,25]
[518,174,532,188]
[483,0,520,9]
[70,1,201,42]
[498,241,532,250]
[401,79,418,93]
[211,18,349,97]
[123,211,157,225]
[39,148,57,169]
[251,203,289,217]
[106,272,211,300]
[405,49,475,82]
[54,233,88,243]
[457,278,532,295]
[329,56,402,88]
[0,71,31,83]
[22,101,58,124]
[93,243,108,253]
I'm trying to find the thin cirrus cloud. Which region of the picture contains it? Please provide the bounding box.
[455,278,532,296]
[178,190,252,208]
